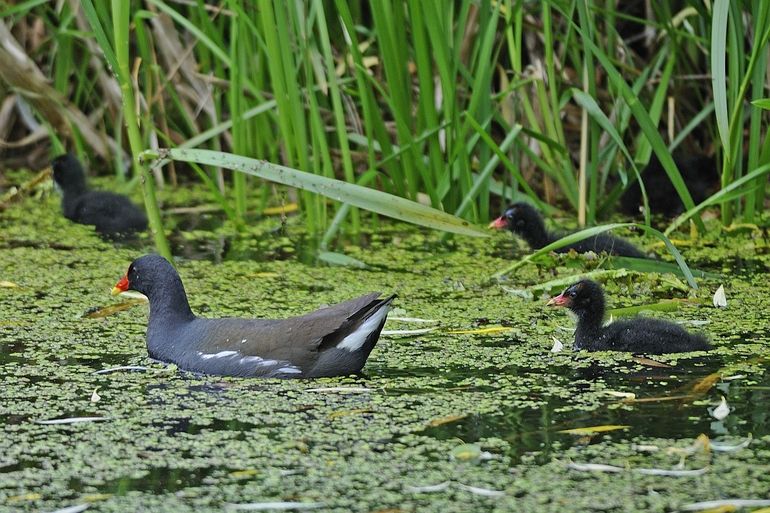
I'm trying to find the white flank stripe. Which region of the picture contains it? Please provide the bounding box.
[197,351,301,375]
[336,307,389,352]
[200,350,239,359]
[238,356,264,364]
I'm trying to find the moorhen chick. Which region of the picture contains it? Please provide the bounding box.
[490,202,647,258]
[619,154,718,217]
[111,255,395,378]
[52,154,148,238]
[547,279,710,354]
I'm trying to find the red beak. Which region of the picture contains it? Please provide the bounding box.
[111,275,129,296]
[489,216,508,230]
[547,293,570,307]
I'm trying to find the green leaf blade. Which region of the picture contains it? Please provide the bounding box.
[155,148,490,238]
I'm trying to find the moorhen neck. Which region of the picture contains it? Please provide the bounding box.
[619,154,718,217]
[52,154,148,238]
[111,255,395,378]
[490,202,647,258]
[547,279,710,354]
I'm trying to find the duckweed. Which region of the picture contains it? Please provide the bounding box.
[1,185,769,512]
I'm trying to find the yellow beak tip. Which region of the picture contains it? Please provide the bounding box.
[111,287,122,297]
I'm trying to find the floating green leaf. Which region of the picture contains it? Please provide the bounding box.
[492,223,698,288]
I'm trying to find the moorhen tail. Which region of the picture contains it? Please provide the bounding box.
[111,255,395,378]
[490,202,647,258]
[547,279,710,354]
[52,154,148,238]
[619,154,719,217]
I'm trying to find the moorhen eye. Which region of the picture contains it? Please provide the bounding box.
[111,254,395,378]
[547,279,710,354]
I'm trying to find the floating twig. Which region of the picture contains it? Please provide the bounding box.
[36,417,109,425]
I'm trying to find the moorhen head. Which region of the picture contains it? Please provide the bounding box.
[112,255,395,378]
[51,153,148,238]
[490,202,648,258]
[547,279,710,354]
[489,202,550,249]
[52,154,88,197]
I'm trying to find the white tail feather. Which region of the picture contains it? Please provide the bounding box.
[336,306,389,352]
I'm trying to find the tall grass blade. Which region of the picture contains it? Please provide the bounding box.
[571,88,649,226]
[665,162,770,236]
[148,148,490,238]
[606,257,718,280]
[79,0,118,74]
[564,15,705,232]
[104,0,170,259]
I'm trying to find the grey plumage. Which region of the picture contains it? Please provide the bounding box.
[118,255,394,378]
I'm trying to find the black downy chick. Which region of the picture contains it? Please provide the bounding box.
[52,154,147,238]
[547,279,710,354]
[490,202,648,258]
[620,154,719,217]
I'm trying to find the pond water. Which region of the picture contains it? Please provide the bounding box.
[1,185,769,512]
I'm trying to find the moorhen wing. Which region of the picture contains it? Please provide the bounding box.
[547,279,710,354]
[490,202,647,258]
[111,255,395,378]
[52,154,148,238]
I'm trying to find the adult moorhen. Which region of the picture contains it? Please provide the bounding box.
[52,154,148,238]
[490,202,647,258]
[619,154,718,217]
[111,255,395,378]
[547,279,710,354]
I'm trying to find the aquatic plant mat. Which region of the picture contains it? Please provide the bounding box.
[1,191,770,512]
